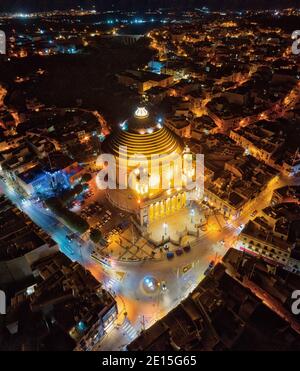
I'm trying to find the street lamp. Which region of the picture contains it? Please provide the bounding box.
[163,223,168,236]
[190,208,195,224]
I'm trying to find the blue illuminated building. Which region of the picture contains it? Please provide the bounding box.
[148,60,165,75]
[16,166,70,198]
[58,45,78,55]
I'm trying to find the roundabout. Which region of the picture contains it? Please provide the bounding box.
[141,275,160,295]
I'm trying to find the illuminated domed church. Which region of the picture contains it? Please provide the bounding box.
[102,106,197,227]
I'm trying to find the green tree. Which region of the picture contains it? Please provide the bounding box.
[90,228,102,244]
[81,173,92,183]
[60,184,83,205]
[45,197,89,234]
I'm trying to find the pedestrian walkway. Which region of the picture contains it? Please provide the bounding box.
[105,276,119,293]
[100,229,156,262]
[121,319,139,341]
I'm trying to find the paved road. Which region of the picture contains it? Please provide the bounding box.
[92,174,300,349]
[0,179,93,263]
[1,174,299,350]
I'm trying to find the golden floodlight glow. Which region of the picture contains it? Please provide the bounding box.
[134,106,149,119]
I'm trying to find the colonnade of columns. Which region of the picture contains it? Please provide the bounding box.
[148,192,187,223]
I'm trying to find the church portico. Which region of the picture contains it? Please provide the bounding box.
[141,190,188,227]
[146,206,204,244]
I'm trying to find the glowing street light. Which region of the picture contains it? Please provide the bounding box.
[190,208,195,224]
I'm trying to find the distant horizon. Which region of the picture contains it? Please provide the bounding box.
[0,0,299,14]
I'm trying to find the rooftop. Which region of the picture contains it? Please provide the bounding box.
[128,263,300,351]
[0,197,56,262]
[18,165,45,185]
[5,252,116,351]
[119,69,172,83]
[241,220,292,252]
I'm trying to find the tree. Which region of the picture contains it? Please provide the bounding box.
[45,197,89,234]
[60,184,83,205]
[81,173,92,183]
[63,212,89,234]
[90,228,102,244]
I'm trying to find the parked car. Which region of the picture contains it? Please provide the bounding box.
[204,260,215,276]
[251,210,258,218]
[183,245,191,253]
[175,248,183,256]
[161,281,167,291]
[166,252,175,260]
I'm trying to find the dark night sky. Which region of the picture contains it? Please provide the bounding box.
[0,0,299,13]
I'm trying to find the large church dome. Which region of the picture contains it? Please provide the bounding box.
[102,106,183,159]
[101,107,194,222]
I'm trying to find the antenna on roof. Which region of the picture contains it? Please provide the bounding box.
[292,147,299,166]
[48,153,53,171]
